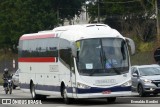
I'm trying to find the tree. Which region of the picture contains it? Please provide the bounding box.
[86,0,156,42]
[87,0,154,22]
[0,0,85,53]
[54,0,85,24]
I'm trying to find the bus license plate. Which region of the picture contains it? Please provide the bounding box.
[102,90,111,94]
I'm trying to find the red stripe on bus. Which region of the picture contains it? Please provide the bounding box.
[18,57,56,62]
[20,34,55,40]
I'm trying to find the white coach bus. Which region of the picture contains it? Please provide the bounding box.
[18,24,135,103]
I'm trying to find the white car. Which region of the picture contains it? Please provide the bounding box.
[12,69,19,89]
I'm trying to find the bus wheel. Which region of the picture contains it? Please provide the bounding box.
[107,97,116,103]
[30,83,47,100]
[62,87,70,104]
[31,83,36,99]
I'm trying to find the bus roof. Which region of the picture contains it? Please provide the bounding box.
[55,24,124,41]
[20,32,55,40]
[20,24,124,41]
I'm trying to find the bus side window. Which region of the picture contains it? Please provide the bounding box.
[47,38,58,57]
[21,40,29,57]
[59,39,74,72]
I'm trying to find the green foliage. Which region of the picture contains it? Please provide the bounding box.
[0,0,85,53]
[138,42,154,52]
[131,51,155,65]
[55,0,85,20]
[87,0,154,21]
[132,34,155,52]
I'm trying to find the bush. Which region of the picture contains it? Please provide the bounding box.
[138,42,154,52]
[131,51,155,65]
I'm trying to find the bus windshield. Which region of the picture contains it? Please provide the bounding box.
[76,38,129,76]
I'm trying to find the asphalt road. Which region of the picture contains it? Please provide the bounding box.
[0,86,159,107]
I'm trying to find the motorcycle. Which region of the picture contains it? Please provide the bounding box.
[4,78,13,94]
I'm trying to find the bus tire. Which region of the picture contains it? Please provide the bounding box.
[30,83,37,99]
[62,86,71,104]
[30,83,47,100]
[107,97,116,103]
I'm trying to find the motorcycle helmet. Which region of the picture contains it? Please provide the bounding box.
[4,68,9,74]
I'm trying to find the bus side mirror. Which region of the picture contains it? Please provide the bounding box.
[71,42,77,57]
[126,38,135,55]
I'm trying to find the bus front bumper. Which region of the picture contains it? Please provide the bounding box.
[76,91,132,98]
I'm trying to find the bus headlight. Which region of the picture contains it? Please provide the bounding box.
[121,80,131,87]
[77,82,91,89]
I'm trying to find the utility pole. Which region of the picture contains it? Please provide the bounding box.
[97,0,100,23]
[85,1,89,22]
[155,0,160,43]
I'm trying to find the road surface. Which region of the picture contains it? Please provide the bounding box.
[0,86,159,107]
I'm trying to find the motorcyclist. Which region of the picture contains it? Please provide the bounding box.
[2,68,12,88]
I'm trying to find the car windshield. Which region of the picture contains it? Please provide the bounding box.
[139,66,160,76]
[76,38,129,76]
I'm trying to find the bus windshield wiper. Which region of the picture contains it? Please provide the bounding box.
[106,63,121,75]
[100,50,105,69]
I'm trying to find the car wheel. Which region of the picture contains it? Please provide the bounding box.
[138,84,145,97]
